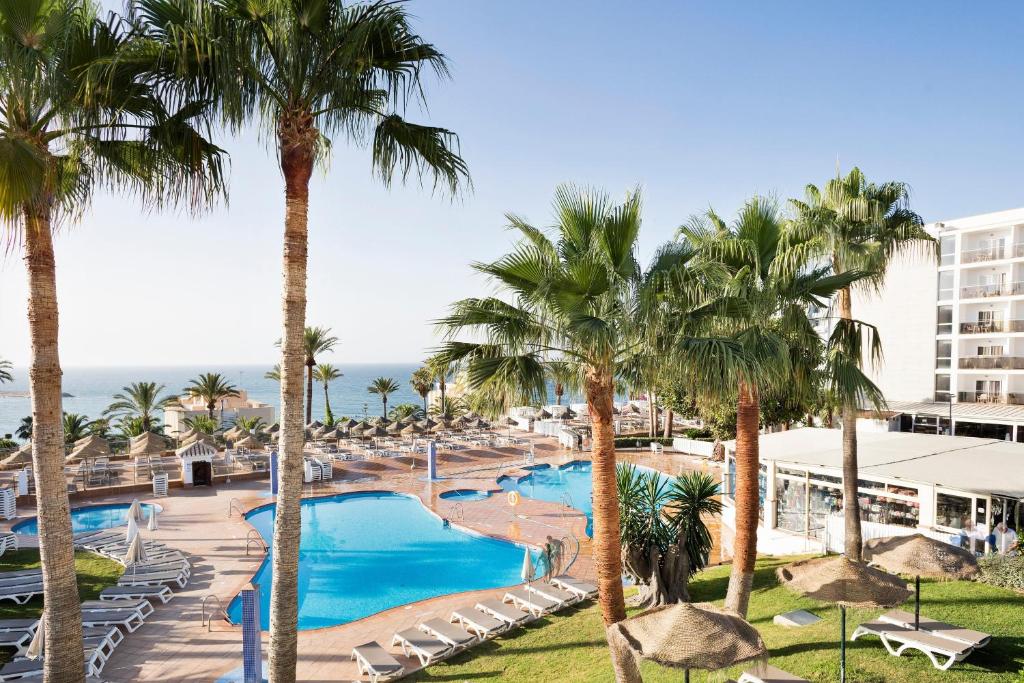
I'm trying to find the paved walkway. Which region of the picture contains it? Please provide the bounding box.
[8,434,717,681]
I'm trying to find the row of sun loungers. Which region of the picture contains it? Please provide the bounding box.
[352,575,598,681]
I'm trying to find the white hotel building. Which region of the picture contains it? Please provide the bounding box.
[854,207,1024,440]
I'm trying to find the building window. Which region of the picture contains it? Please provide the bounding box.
[951,421,1012,440]
[936,492,972,530]
[940,236,956,266]
[775,477,807,534]
[934,374,950,402]
[937,306,953,335]
[936,340,951,368]
[938,271,954,300]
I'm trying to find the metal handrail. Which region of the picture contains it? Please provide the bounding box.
[449,502,465,523]
[228,498,245,518]
[559,533,581,575]
[246,529,267,556]
[201,594,228,631]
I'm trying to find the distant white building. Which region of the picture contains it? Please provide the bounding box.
[163,390,275,436]
[848,207,1024,440]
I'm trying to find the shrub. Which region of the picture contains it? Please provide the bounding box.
[978,553,1024,591]
[613,436,674,448]
[681,427,713,440]
[0,439,16,450]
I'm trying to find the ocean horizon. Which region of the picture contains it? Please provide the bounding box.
[0,363,424,438]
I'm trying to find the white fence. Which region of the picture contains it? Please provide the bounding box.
[671,437,715,458]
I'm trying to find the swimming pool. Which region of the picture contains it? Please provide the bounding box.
[439,489,492,502]
[228,491,535,630]
[498,461,672,537]
[13,502,161,536]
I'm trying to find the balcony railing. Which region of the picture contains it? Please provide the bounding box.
[956,391,1024,405]
[960,243,1024,264]
[959,320,1024,334]
[960,281,1024,298]
[958,356,1024,370]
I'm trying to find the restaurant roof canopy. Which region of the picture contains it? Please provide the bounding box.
[726,428,1024,500]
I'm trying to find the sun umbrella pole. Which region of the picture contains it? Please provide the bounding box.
[915,575,920,630]
[840,605,847,683]
[683,670,689,683]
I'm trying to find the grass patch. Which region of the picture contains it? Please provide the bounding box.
[406,556,1024,682]
[0,549,122,621]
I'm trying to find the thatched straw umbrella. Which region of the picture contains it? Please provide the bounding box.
[181,431,213,447]
[267,423,280,434]
[371,416,390,427]
[235,435,261,450]
[176,427,197,442]
[310,425,327,439]
[0,443,33,470]
[536,408,552,419]
[418,418,437,430]
[363,425,387,438]
[607,602,767,683]
[430,420,449,433]
[777,556,911,682]
[305,420,323,431]
[863,534,979,629]
[129,432,171,457]
[222,426,245,442]
[386,421,403,435]
[319,428,341,441]
[349,423,368,437]
[401,423,424,436]
[338,418,358,433]
[65,436,110,463]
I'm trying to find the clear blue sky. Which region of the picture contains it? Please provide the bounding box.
[1,1,1022,367]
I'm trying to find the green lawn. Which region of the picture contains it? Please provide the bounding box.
[407,557,1024,682]
[0,549,122,622]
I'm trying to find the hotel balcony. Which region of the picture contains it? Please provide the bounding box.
[960,281,1024,298]
[956,391,1024,405]
[959,320,1024,334]
[958,356,1024,370]
[960,243,1024,264]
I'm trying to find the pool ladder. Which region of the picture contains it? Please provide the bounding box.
[228,498,245,518]
[559,491,575,510]
[449,502,465,524]
[201,594,229,631]
[246,529,268,556]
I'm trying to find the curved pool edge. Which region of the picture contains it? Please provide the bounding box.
[11,501,164,537]
[226,488,543,633]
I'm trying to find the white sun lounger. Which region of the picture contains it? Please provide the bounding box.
[450,607,508,638]
[82,598,154,620]
[0,620,38,634]
[391,628,452,666]
[123,559,190,579]
[851,619,975,671]
[878,609,991,649]
[83,625,124,650]
[81,609,145,634]
[419,618,477,650]
[0,570,42,581]
[0,647,105,680]
[351,641,405,682]
[737,663,809,682]
[550,575,598,599]
[503,588,560,616]
[0,583,43,606]
[0,630,32,657]
[117,569,188,589]
[0,575,42,589]
[99,584,173,604]
[475,599,534,627]
[525,582,577,605]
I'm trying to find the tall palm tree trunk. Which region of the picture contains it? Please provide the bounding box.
[268,126,315,683]
[23,204,85,683]
[305,362,314,424]
[837,286,862,561]
[585,370,632,680]
[725,381,759,617]
[382,396,388,418]
[662,408,673,439]
[323,383,333,424]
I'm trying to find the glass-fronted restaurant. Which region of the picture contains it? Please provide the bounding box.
[722,428,1024,554]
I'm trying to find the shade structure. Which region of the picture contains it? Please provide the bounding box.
[125,515,139,545]
[462,418,482,429]
[863,534,980,629]
[430,421,449,433]
[124,532,148,565]
[319,428,341,441]
[536,408,552,419]
[777,556,911,683]
[0,443,33,469]
[234,435,260,449]
[65,436,110,463]
[147,506,158,531]
[176,427,197,442]
[310,425,327,439]
[129,432,171,457]
[563,408,577,419]
[385,422,403,435]
[371,416,390,427]
[338,419,358,431]
[175,440,217,459]
[25,620,43,660]
[363,425,387,438]
[267,423,280,434]
[127,499,143,521]
[504,416,518,426]
[521,548,534,582]
[418,418,437,429]
[608,602,766,681]
[306,420,323,430]
[401,423,424,436]
[222,427,245,442]
[182,434,216,451]
[348,423,367,437]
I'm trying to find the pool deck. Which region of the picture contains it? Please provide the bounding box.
[5,433,718,682]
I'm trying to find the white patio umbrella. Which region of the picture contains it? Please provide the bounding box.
[127,499,142,521]
[521,548,534,583]
[124,532,148,565]
[147,506,158,531]
[125,515,139,545]
[25,620,43,660]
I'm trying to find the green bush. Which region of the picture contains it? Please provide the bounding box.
[978,554,1024,590]
[681,427,713,440]
[614,436,674,448]
[0,439,17,450]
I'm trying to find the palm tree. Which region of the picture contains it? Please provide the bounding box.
[789,167,931,561]
[15,417,32,442]
[233,415,267,433]
[428,395,469,420]
[388,403,424,422]
[0,3,225,676]
[62,413,94,446]
[678,197,864,616]
[265,364,282,382]
[367,377,401,418]
[183,414,219,434]
[554,382,564,406]
[0,359,11,384]
[183,373,239,421]
[141,3,468,676]
[434,186,740,676]
[301,328,339,424]
[313,364,343,425]
[104,382,174,433]
[410,367,434,415]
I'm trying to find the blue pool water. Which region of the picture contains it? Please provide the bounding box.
[499,461,672,537]
[13,503,161,535]
[439,489,492,502]
[228,492,535,630]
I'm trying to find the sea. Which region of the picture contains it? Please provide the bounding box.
[0,364,423,438]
